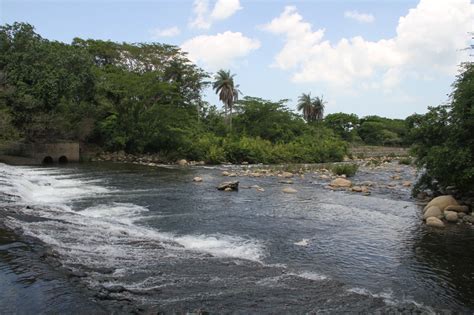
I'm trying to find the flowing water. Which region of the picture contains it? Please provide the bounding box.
[0,162,473,314]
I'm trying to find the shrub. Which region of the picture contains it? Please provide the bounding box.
[331,163,359,177]
[398,157,412,165]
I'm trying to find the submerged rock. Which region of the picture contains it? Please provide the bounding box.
[217,181,239,191]
[282,187,297,194]
[193,177,203,182]
[426,217,445,228]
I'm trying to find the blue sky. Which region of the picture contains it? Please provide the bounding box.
[1,0,472,118]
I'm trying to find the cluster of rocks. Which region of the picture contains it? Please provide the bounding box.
[422,195,473,228]
[91,152,205,167]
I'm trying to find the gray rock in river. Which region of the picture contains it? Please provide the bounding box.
[217,181,239,191]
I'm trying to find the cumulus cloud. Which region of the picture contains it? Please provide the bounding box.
[263,0,473,88]
[150,26,181,39]
[344,10,375,23]
[189,0,242,30]
[181,31,260,70]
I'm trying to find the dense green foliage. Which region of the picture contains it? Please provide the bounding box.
[410,63,474,195]
[323,113,411,146]
[0,22,349,164]
[331,163,359,177]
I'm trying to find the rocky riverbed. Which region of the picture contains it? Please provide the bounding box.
[1,160,474,313]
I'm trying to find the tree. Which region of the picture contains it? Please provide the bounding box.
[324,112,359,141]
[213,69,239,130]
[411,62,474,195]
[297,93,326,122]
[297,93,313,122]
[312,95,326,120]
[233,97,306,143]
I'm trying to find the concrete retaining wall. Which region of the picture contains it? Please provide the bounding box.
[349,146,409,158]
[0,142,80,164]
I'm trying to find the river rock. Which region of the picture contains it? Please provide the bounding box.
[193,177,203,182]
[228,173,237,177]
[423,206,443,220]
[330,178,352,188]
[217,181,239,191]
[426,217,445,228]
[282,187,297,194]
[462,215,474,224]
[282,172,294,178]
[222,171,230,176]
[279,180,294,184]
[177,159,188,166]
[402,181,412,187]
[351,186,368,193]
[423,195,458,212]
[444,211,458,223]
[444,205,469,213]
[319,174,330,180]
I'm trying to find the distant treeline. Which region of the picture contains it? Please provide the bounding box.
[0,23,420,164]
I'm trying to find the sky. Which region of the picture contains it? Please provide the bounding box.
[1,0,473,118]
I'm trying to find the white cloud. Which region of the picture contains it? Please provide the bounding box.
[189,0,242,30]
[263,0,473,88]
[211,0,242,20]
[150,26,181,39]
[190,0,211,30]
[181,31,260,70]
[344,10,375,23]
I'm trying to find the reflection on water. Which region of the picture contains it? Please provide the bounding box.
[0,162,473,313]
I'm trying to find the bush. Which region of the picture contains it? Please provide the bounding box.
[331,163,359,177]
[398,157,412,165]
[411,63,474,195]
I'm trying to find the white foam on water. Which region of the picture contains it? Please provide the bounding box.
[173,234,264,261]
[0,163,109,205]
[293,271,328,281]
[347,287,435,312]
[294,238,310,246]
[0,163,266,268]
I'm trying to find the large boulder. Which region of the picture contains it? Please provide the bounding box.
[330,178,352,188]
[423,206,443,220]
[444,211,458,223]
[426,217,445,228]
[217,181,239,191]
[423,195,458,213]
[177,159,188,166]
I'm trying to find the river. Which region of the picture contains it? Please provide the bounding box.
[0,161,473,313]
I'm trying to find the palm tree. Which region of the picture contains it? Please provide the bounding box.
[298,93,326,122]
[213,69,239,130]
[312,95,326,121]
[297,93,313,122]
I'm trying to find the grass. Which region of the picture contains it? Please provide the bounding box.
[398,157,413,165]
[331,163,359,177]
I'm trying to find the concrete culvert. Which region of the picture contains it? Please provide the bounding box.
[58,156,68,164]
[42,156,54,164]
